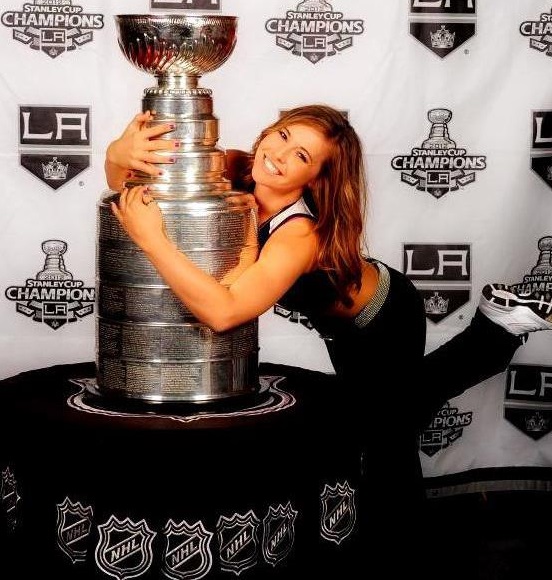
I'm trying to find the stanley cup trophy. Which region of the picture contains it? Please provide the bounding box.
[95,14,259,403]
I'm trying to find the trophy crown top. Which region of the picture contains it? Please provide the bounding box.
[42,240,67,255]
[115,14,238,79]
[427,108,452,124]
[538,236,552,251]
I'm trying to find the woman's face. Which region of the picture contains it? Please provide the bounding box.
[252,123,332,197]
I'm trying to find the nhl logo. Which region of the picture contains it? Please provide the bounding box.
[1,467,20,531]
[217,510,260,575]
[320,481,356,545]
[56,497,93,564]
[262,502,298,566]
[95,515,156,580]
[162,519,214,580]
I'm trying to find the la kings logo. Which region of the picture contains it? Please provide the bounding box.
[531,111,552,190]
[151,0,220,9]
[404,244,471,323]
[19,105,91,190]
[505,364,552,440]
[392,108,486,199]
[420,402,473,457]
[5,239,95,329]
[409,0,476,58]
[1,0,104,59]
[520,8,552,57]
[265,1,364,64]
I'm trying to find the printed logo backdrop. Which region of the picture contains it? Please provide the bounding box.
[1,0,552,494]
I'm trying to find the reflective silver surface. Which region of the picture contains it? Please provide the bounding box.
[96,15,259,402]
[115,14,237,91]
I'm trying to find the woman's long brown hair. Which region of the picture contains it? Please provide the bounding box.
[246,104,368,307]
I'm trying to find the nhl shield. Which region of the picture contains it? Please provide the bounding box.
[262,503,298,566]
[320,481,356,545]
[56,497,93,564]
[1,467,20,531]
[162,519,213,580]
[217,510,260,575]
[95,515,156,580]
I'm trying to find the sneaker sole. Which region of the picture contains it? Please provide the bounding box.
[483,283,552,322]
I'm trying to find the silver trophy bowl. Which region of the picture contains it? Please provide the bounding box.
[115,14,237,90]
[96,15,259,403]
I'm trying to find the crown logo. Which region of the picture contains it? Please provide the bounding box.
[424,291,449,315]
[430,25,455,49]
[526,412,548,432]
[42,157,68,180]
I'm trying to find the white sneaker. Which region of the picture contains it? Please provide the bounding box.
[478,283,552,335]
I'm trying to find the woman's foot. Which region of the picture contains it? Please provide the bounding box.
[478,283,552,335]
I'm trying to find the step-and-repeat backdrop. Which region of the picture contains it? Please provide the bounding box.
[1,0,552,493]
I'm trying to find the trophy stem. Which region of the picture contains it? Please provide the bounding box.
[155,74,202,91]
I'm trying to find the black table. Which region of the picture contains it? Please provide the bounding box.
[0,362,361,579]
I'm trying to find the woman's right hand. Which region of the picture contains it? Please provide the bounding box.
[105,110,180,178]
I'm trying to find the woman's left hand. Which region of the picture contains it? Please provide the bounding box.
[111,186,167,253]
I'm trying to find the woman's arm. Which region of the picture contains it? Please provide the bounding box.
[111,186,317,332]
[104,111,179,191]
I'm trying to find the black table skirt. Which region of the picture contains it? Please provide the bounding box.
[0,362,361,579]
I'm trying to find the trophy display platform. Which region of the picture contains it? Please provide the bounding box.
[0,362,361,579]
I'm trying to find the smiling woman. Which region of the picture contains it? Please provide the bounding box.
[104,103,538,574]
[107,105,373,329]
[251,124,331,200]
